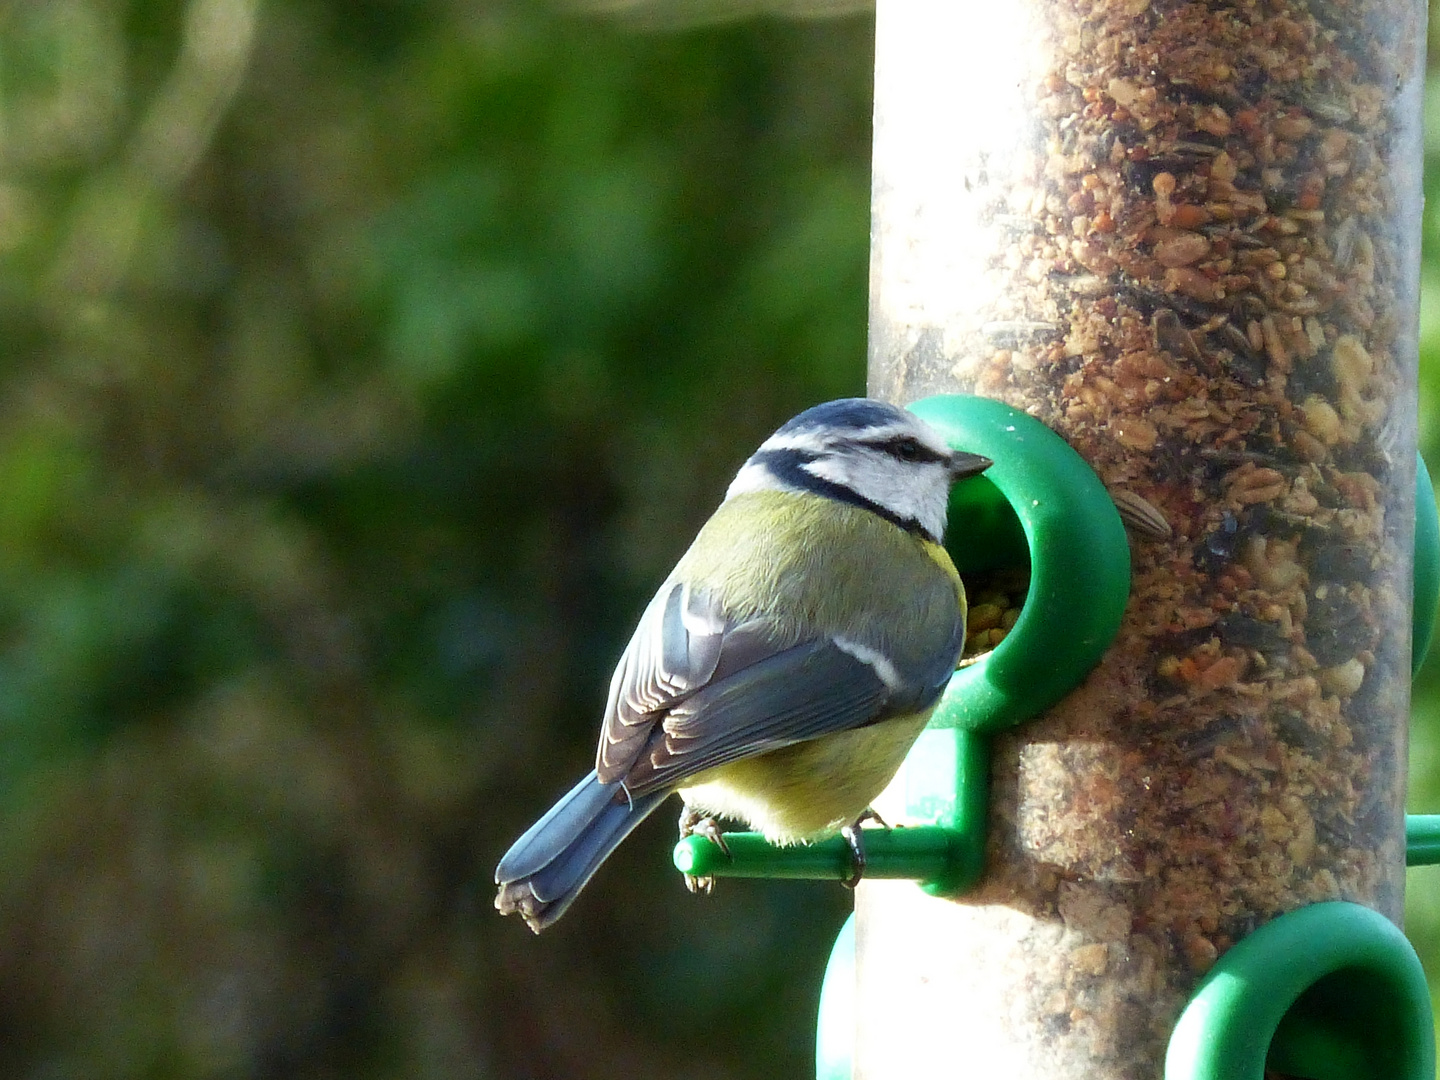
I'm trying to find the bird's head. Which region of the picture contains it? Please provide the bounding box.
[726,398,991,544]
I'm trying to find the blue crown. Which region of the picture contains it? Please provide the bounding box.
[774,398,909,437]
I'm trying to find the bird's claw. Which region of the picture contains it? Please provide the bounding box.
[678,808,729,894]
[695,818,731,858]
[840,808,889,888]
[840,824,867,888]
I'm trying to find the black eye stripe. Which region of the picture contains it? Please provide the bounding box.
[859,436,949,464]
[747,447,933,540]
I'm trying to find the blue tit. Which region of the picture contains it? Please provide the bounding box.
[494,398,990,932]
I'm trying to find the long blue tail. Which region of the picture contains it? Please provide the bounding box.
[494,770,667,932]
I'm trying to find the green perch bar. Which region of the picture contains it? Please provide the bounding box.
[674,827,964,884]
[678,813,1440,885]
[674,724,992,896]
[1405,815,1440,866]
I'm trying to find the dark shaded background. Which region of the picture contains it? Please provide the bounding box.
[2,1,1440,1076]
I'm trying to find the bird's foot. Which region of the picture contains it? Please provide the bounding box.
[839,825,866,889]
[839,809,888,889]
[854,807,889,830]
[678,806,729,894]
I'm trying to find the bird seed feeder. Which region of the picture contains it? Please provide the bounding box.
[679,0,1437,1075]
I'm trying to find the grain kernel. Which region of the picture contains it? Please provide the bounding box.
[1154,232,1211,267]
[1114,416,1158,451]
[1165,267,1218,301]
[1273,113,1315,141]
[967,602,1004,632]
[1319,658,1365,697]
[1301,396,1343,445]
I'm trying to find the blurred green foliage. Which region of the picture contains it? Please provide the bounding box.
[3,1,1440,1077]
[0,2,871,1076]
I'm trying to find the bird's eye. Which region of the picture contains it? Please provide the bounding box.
[895,438,922,461]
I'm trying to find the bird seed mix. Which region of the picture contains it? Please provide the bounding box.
[858,0,1424,1075]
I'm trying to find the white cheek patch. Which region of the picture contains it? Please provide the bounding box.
[724,436,954,543]
[802,454,950,542]
[802,452,887,493]
[726,461,795,500]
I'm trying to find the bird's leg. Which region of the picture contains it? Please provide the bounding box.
[854,807,889,830]
[839,808,888,888]
[840,825,867,888]
[678,805,729,895]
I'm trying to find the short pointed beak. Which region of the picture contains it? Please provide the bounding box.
[948,451,993,480]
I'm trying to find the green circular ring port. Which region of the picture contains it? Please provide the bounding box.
[1165,901,1434,1080]
[907,395,1131,733]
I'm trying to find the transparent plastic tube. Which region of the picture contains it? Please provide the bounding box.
[859,0,1425,1076]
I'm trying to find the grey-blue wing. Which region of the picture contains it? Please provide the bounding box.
[597,580,784,782]
[595,574,959,795]
[620,638,891,796]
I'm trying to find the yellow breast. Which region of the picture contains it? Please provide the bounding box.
[677,709,934,843]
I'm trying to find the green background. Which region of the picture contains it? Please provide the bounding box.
[0,2,1438,1076]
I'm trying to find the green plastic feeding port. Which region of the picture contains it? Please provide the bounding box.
[671,395,1131,894]
[1165,902,1434,1080]
[910,394,1131,733]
